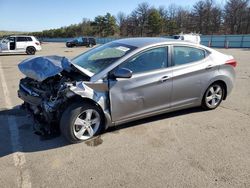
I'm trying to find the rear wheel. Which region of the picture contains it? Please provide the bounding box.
[60,102,104,143]
[26,46,36,55]
[202,83,224,110]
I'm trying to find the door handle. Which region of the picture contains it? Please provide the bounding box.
[205,65,213,70]
[160,76,169,83]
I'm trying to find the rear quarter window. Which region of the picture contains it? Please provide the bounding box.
[26,37,32,41]
[173,46,206,66]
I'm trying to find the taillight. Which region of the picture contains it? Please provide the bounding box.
[35,42,40,45]
[225,59,237,67]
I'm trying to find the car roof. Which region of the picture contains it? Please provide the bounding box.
[90,37,212,82]
[8,35,34,37]
[114,37,185,48]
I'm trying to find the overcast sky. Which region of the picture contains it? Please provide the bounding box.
[0,0,226,32]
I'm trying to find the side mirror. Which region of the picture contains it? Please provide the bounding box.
[113,68,132,79]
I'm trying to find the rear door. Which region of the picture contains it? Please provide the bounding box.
[171,45,215,108]
[89,38,96,45]
[109,46,172,122]
[82,38,89,46]
[16,37,27,51]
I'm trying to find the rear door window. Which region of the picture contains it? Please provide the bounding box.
[89,38,95,43]
[82,38,88,43]
[17,37,27,42]
[173,46,206,66]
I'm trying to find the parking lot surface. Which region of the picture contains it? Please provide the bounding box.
[0,43,249,188]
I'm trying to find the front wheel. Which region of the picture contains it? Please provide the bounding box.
[60,102,104,143]
[202,83,224,110]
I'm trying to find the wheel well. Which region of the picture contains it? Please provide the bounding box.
[66,95,106,121]
[210,80,227,100]
[26,46,35,50]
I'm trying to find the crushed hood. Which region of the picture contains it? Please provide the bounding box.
[18,56,72,82]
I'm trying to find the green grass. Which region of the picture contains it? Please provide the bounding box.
[0,31,30,37]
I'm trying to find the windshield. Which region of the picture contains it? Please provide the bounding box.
[72,42,137,74]
[1,37,8,42]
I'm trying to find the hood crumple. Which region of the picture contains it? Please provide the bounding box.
[18,55,71,82]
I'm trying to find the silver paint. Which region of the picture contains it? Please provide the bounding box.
[69,38,236,129]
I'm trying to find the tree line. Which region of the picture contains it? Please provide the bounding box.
[31,0,250,38]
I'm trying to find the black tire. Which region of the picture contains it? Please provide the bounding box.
[201,82,225,110]
[88,43,93,48]
[26,46,36,55]
[60,102,104,143]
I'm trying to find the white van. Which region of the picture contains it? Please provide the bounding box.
[0,35,42,55]
[173,33,201,44]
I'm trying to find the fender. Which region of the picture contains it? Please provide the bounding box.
[69,81,113,129]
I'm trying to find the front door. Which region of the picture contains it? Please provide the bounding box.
[109,46,172,122]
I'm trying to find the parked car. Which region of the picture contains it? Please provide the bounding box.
[18,38,236,143]
[173,33,201,44]
[66,37,96,48]
[0,35,41,55]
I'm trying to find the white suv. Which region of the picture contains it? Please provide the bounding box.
[0,35,42,55]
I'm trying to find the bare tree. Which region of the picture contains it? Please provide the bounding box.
[224,0,249,34]
[116,12,127,36]
[32,0,250,38]
[116,12,126,26]
[158,6,168,34]
[131,2,151,36]
[210,5,222,34]
[168,4,178,19]
[192,0,206,33]
[175,7,192,33]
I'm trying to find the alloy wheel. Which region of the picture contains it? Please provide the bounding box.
[73,109,101,140]
[205,84,223,108]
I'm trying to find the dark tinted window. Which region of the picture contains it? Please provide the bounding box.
[17,37,27,42]
[173,46,206,66]
[82,38,88,42]
[77,37,83,42]
[26,37,32,41]
[120,47,168,74]
[89,38,95,43]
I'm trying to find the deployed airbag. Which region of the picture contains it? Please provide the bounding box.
[18,56,71,82]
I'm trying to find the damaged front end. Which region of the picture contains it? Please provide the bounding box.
[17,56,108,135]
[18,75,75,134]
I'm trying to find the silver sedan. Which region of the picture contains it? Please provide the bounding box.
[18,38,237,143]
